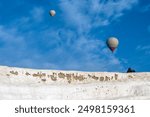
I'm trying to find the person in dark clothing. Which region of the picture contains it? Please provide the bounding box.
[127,68,136,73]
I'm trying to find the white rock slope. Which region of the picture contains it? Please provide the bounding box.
[0,66,150,99]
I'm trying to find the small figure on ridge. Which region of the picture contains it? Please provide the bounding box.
[127,68,136,73]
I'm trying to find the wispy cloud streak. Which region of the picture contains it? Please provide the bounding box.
[0,0,138,71]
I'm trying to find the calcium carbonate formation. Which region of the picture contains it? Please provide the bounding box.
[0,66,150,100]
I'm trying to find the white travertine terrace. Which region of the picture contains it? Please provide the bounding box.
[0,66,150,99]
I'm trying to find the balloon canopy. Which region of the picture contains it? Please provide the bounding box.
[49,10,56,16]
[106,37,119,52]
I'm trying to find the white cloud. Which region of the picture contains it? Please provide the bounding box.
[0,25,25,46]
[11,7,45,30]
[136,45,150,50]
[59,0,138,31]
[136,45,150,55]
[0,25,27,65]
[0,24,58,69]
[56,0,138,71]
[59,1,91,33]
[0,0,138,71]
[30,7,45,22]
[56,0,137,70]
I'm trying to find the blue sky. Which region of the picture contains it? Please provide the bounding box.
[0,0,150,72]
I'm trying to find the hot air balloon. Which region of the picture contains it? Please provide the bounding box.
[106,37,119,52]
[49,10,56,16]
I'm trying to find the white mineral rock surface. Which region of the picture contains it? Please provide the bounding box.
[0,66,150,100]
